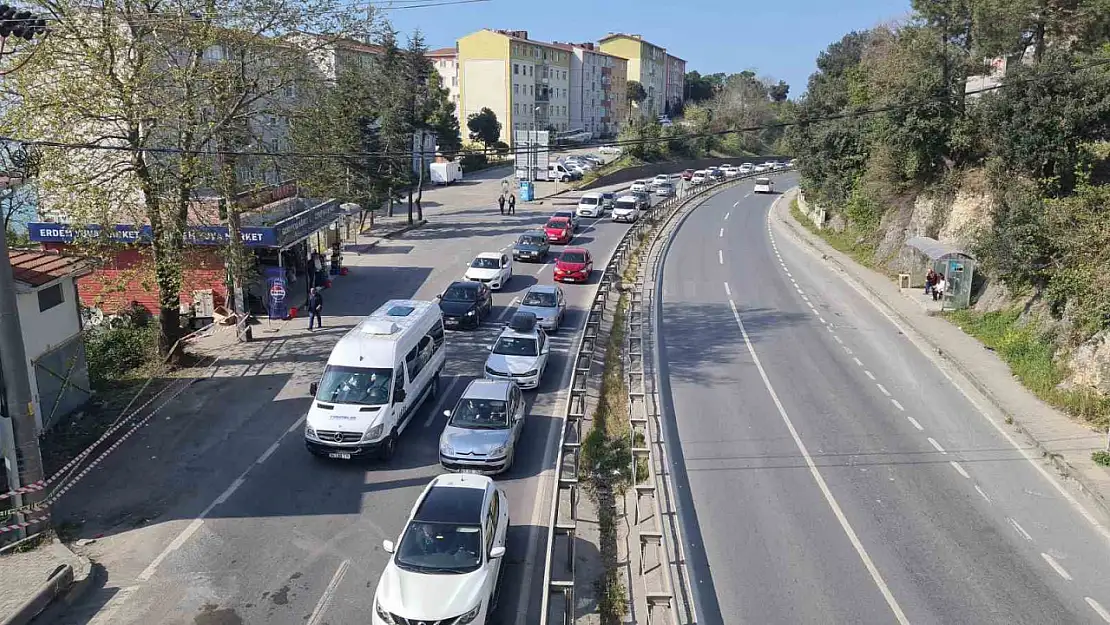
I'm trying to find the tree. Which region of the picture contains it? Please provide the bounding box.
[684,71,716,103]
[467,108,501,148]
[0,142,39,237]
[626,80,647,120]
[767,80,790,102]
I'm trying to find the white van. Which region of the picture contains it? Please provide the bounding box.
[305,299,446,461]
[548,163,575,182]
[577,192,604,218]
[753,177,774,194]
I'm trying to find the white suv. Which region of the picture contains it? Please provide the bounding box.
[374,474,509,625]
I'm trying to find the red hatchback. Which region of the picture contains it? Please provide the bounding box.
[545,217,573,244]
[554,247,593,283]
[681,169,695,181]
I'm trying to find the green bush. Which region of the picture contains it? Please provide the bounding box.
[458,150,487,171]
[1092,450,1110,467]
[84,322,158,388]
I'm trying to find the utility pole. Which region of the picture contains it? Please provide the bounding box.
[0,6,52,539]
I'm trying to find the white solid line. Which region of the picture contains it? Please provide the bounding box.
[534,263,550,276]
[907,416,924,431]
[928,437,947,454]
[1041,553,1073,581]
[876,383,891,397]
[833,335,843,344]
[719,228,724,237]
[891,398,905,411]
[950,461,971,479]
[975,485,992,503]
[496,297,521,322]
[425,377,464,427]
[1008,518,1032,541]
[1086,597,1110,623]
[727,299,910,623]
[307,560,351,625]
[256,441,281,464]
[725,212,730,220]
[718,250,724,265]
[724,282,731,296]
[853,357,863,367]
[864,370,875,380]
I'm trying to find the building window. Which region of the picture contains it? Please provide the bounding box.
[514,63,519,75]
[514,83,519,94]
[38,283,63,312]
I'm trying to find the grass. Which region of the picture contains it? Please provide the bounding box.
[1093,450,1110,467]
[790,197,885,273]
[945,309,1110,430]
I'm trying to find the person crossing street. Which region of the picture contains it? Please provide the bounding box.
[508,193,516,215]
[498,194,506,215]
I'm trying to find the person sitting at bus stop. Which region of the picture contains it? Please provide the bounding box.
[308,287,324,330]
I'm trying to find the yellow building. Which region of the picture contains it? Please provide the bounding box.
[457,29,574,144]
[598,33,670,120]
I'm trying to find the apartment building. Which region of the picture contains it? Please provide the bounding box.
[457,29,572,144]
[554,42,629,138]
[427,46,461,121]
[598,33,669,120]
[664,53,686,116]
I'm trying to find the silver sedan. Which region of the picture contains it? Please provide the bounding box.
[517,284,567,332]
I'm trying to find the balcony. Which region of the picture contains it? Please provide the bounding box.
[535,90,551,102]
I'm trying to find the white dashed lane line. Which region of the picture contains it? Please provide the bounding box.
[906,416,924,431]
[1086,598,1110,623]
[1041,553,1073,581]
[891,399,905,411]
[724,282,731,296]
[725,212,731,220]
[927,437,947,455]
[864,370,876,380]
[950,461,971,479]
[1008,518,1033,541]
[975,485,992,503]
[718,250,724,265]
[876,383,891,397]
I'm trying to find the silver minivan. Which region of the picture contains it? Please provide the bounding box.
[439,379,526,474]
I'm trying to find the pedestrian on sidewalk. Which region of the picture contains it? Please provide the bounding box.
[308,287,324,330]
[933,275,946,302]
[498,194,506,215]
[508,193,517,215]
[925,269,937,296]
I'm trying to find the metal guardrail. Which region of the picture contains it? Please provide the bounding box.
[539,168,786,624]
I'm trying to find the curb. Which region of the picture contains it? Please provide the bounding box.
[774,191,1110,522]
[1,540,94,625]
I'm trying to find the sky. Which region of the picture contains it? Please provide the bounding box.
[381,0,913,98]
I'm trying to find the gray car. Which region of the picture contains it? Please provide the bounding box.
[517,284,567,332]
[439,379,526,474]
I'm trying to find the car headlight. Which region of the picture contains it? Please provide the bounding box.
[489,443,509,458]
[456,603,482,624]
[485,365,503,376]
[305,425,317,440]
[465,309,476,317]
[525,369,539,377]
[374,598,395,624]
[363,423,384,441]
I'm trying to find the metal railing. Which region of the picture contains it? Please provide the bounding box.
[538,167,787,623]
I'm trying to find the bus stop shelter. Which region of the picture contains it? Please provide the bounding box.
[904,236,977,310]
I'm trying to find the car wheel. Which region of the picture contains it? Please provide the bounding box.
[380,429,398,461]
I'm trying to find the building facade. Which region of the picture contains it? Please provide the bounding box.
[664,53,686,116]
[457,29,573,144]
[427,47,461,122]
[556,42,628,138]
[598,33,668,120]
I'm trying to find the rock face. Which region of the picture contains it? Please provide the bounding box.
[1060,330,1110,395]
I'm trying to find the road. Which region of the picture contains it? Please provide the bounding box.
[45,169,681,625]
[657,176,1110,624]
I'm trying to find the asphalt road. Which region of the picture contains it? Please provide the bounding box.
[658,176,1110,624]
[47,174,682,625]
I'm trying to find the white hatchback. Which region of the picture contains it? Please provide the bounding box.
[374,474,509,625]
[465,252,513,290]
[690,170,708,184]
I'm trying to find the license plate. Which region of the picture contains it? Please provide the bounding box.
[564,277,576,282]
[460,468,482,474]
[328,452,352,459]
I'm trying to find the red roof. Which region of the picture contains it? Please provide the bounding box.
[9,250,91,287]
[427,47,456,57]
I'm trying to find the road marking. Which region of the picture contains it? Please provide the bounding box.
[733,201,739,207]
[833,335,843,344]
[534,263,550,276]
[138,413,307,581]
[497,297,522,322]
[726,298,910,625]
[907,416,924,431]
[950,461,970,479]
[853,357,863,367]
[790,278,797,284]
[1041,553,1073,581]
[802,295,809,302]
[725,212,730,220]
[724,282,731,296]
[719,228,724,238]
[864,370,875,380]
[975,485,992,502]
[718,250,723,265]
[1086,598,1110,623]
[927,437,947,454]
[307,560,351,625]
[876,383,891,396]
[425,377,464,427]
[807,302,816,310]
[745,192,752,198]
[843,346,853,355]
[256,441,281,464]
[891,399,905,411]
[1008,517,1032,541]
[798,287,805,295]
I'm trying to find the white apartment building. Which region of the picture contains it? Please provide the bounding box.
[555,42,627,138]
[427,47,461,122]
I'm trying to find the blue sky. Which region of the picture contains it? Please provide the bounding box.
[382,0,913,98]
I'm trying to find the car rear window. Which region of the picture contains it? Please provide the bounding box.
[547,219,568,228]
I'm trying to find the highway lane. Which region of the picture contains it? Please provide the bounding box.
[658,177,1110,624]
[52,182,678,625]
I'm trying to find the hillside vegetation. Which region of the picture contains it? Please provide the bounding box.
[786,0,1110,423]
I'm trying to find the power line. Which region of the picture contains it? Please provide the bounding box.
[1,54,1107,162]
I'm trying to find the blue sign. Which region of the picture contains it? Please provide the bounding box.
[264,267,290,320]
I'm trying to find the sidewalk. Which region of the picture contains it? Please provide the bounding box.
[0,539,91,625]
[773,190,1110,519]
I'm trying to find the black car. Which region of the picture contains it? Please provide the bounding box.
[514,231,550,262]
[631,191,652,210]
[437,281,492,330]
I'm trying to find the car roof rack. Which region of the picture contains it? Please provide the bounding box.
[508,311,538,333]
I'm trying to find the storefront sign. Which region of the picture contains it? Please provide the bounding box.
[270,200,343,248]
[27,223,277,247]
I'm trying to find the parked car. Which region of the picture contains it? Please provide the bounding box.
[552,210,581,232]
[484,312,550,390]
[681,169,695,181]
[598,145,622,154]
[437,280,493,330]
[465,252,513,291]
[654,182,675,197]
[544,217,574,244]
[548,162,576,182]
[554,247,593,283]
[513,231,549,263]
[612,196,639,223]
[631,190,652,210]
[440,380,526,474]
[753,177,774,193]
[517,284,566,332]
[373,474,508,623]
[690,170,708,184]
[630,179,650,193]
[600,192,616,209]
